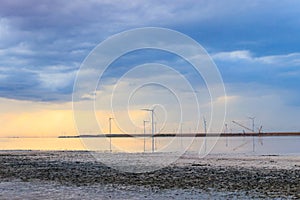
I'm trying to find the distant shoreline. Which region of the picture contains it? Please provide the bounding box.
[58,132,300,138]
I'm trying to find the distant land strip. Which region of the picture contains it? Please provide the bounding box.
[58,132,300,138]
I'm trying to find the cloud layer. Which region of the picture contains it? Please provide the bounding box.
[0,1,300,131]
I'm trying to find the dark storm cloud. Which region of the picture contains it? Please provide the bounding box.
[0,67,74,101]
[0,0,300,104]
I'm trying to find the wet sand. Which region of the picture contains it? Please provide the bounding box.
[0,151,299,199]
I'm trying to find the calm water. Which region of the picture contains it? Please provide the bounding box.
[0,136,299,155]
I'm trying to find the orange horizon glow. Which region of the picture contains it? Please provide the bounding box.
[0,97,153,137]
[0,94,230,138]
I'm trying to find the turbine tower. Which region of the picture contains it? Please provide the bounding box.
[203,117,207,153]
[141,108,155,152]
[108,117,114,152]
[143,120,149,152]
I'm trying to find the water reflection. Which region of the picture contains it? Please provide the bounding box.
[0,136,299,155]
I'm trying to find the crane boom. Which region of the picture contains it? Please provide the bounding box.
[232,120,254,133]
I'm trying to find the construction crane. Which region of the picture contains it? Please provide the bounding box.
[232,120,254,133]
[232,120,256,152]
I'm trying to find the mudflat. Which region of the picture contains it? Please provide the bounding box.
[0,151,299,199]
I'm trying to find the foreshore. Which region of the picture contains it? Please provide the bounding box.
[0,151,299,199]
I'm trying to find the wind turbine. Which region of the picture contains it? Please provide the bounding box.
[180,123,183,150]
[203,117,207,153]
[141,108,155,152]
[224,123,228,147]
[108,117,114,152]
[143,120,149,152]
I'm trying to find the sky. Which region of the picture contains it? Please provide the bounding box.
[0,0,300,137]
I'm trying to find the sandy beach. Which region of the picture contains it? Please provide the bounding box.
[0,151,299,199]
